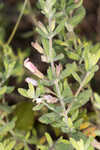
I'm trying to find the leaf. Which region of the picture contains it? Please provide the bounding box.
[54,19,66,35]
[0,104,12,113]
[0,86,7,96]
[37,145,48,150]
[5,140,16,150]
[66,51,79,60]
[72,72,81,83]
[68,6,86,28]
[0,143,4,150]
[36,84,45,97]
[41,38,49,56]
[54,53,64,61]
[27,83,35,98]
[45,132,53,146]
[13,101,34,131]
[38,21,48,34]
[60,63,77,79]
[18,88,28,98]
[39,112,61,124]
[33,104,44,111]
[84,65,98,85]
[70,89,92,112]
[67,118,73,129]
[0,120,15,135]
[66,0,83,13]
[6,86,15,94]
[36,27,48,38]
[47,67,53,80]
[55,142,74,150]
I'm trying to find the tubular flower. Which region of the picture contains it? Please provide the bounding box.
[24,58,44,79]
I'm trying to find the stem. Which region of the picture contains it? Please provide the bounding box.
[75,71,90,97]
[48,20,67,124]
[66,71,90,114]
[7,0,28,45]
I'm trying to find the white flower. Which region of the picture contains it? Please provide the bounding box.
[25,77,38,86]
[44,95,58,103]
[35,98,43,104]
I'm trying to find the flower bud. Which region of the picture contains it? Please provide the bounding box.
[24,58,44,79]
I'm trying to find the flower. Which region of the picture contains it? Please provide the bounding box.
[35,98,43,104]
[56,64,62,77]
[43,95,58,103]
[25,77,38,86]
[24,58,44,79]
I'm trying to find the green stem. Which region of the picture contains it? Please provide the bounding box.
[66,71,90,114]
[7,0,28,45]
[48,20,67,124]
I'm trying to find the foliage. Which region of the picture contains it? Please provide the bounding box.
[18,0,100,149]
[0,0,100,150]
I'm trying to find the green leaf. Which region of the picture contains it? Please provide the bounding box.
[5,140,16,150]
[66,51,79,60]
[42,38,49,56]
[6,86,15,94]
[39,112,61,124]
[0,86,7,96]
[33,104,44,111]
[36,27,48,38]
[71,110,79,121]
[62,79,73,100]
[60,63,77,79]
[36,84,45,97]
[54,53,64,61]
[37,145,48,150]
[54,19,66,35]
[66,0,83,13]
[0,120,15,135]
[55,142,74,150]
[27,83,35,98]
[72,72,81,83]
[0,143,4,150]
[45,132,53,146]
[13,101,34,131]
[47,67,53,80]
[70,89,92,112]
[68,6,86,28]
[84,65,98,85]
[0,104,12,113]
[18,88,28,98]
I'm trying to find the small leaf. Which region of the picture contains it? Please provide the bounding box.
[33,104,44,111]
[66,51,79,60]
[13,101,34,131]
[0,120,15,135]
[68,6,86,28]
[60,63,77,80]
[0,86,7,96]
[54,53,64,61]
[70,89,92,112]
[18,88,28,98]
[5,140,16,150]
[39,112,60,124]
[72,72,81,83]
[50,19,56,31]
[38,21,48,34]
[45,132,53,146]
[54,19,66,35]
[27,83,35,98]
